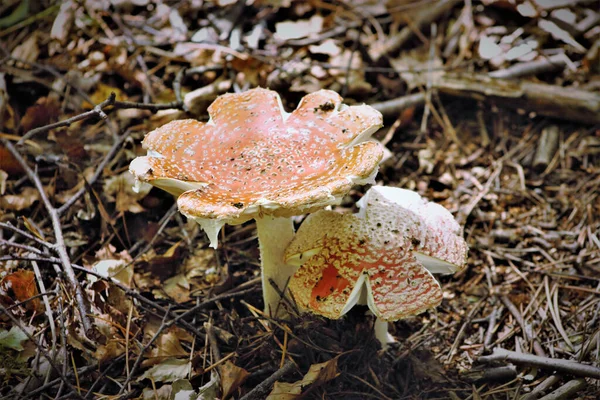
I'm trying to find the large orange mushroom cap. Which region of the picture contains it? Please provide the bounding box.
[130,88,383,246]
[285,187,468,321]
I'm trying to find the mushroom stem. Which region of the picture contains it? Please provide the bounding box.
[255,216,297,318]
[373,318,396,350]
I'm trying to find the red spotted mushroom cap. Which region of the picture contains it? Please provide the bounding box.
[284,186,468,321]
[129,88,384,246]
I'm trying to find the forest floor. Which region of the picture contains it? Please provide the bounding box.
[1,0,599,399]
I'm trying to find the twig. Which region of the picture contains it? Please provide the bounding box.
[239,360,295,400]
[370,93,426,119]
[1,139,92,335]
[370,0,461,61]
[0,305,84,399]
[537,379,586,400]
[205,321,222,362]
[57,127,133,215]
[17,94,116,144]
[489,54,571,79]
[499,295,545,356]
[521,375,561,400]
[483,304,502,350]
[116,305,172,397]
[0,222,54,249]
[478,348,600,379]
[463,365,517,382]
[533,124,560,173]
[445,299,486,364]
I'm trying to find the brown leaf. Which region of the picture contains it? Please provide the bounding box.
[0,187,39,211]
[53,130,88,163]
[267,357,340,399]
[0,270,40,312]
[19,96,60,133]
[220,361,250,399]
[0,145,24,176]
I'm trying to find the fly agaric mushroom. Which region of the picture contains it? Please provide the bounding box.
[284,186,468,344]
[129,88,384,316]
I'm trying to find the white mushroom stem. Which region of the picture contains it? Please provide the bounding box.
[255,216,297,317]
[373,318,396,350]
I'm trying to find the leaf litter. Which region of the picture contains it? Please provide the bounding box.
[0,0,599,399]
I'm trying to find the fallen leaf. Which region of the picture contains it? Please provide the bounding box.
[275,15,323,41]
[539,19,586,53]
[94,340,125,364]
[139,358,191,383]
[50,0,76,44]
[19,96,60,133]
[103,170,151,213]
[267,357,339,399]
[11,33,39,64]
[0,187,40,211]
[82,83,126,108]
[143,331,188,367]
[0,170,7,194]
[0,146,24,176]
[0,326,28,351]
[0,270,40,312]
[219,361,249,399]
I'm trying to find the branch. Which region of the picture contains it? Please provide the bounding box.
[478,348,600,379]
[239,361,296,400]
[1,139,93,334]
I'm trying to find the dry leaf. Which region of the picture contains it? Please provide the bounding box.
[138,358,191,383]
[50,0,76,44]
[0,270,40,312]
[538,19,586,53]
[143,331,188,367]
[82,83,126,108]
[0,145,24,176]
[219,361,249,399]
[0,170,7,194]
[11,33,39,64]
[267,357,339,399]
[275,15,323,41]
[20,96,61,133]
[103,170,152,213]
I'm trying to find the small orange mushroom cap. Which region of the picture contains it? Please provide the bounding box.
[130,88,384,246]
[285,187,468,321]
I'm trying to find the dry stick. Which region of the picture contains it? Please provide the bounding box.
[432,73,600,125]
[483,304,502,351]
[489,53,571,79]
[537,379,586,400]
[116,305,172,398]
[533,125,560,172]
[0,305,84,400]
[370,0,461,61]
[205,321,222,362]
[239,360,295,400]
[0,222,54,248]
[500,295,545,357]
[17,94,116,144]
[521,375,562,400]
[445,299,486,364]
[2,139,92,335]
[478,348,600,379]
[57,126,133,215]
[371,93,426,119]
[463,365,517,383]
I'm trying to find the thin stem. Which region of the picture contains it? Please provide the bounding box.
[255,216,297,318]
[374,318,394,350]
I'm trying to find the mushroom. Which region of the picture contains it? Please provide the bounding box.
[284,186,468,345]
[129,88,384,316]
